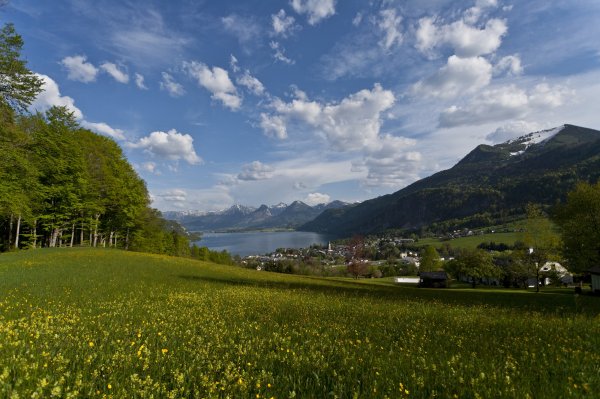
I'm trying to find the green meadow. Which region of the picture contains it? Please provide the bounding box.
[0,249,598,398]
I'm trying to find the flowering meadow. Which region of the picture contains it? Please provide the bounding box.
[0,249,598,398]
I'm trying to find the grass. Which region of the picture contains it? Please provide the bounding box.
[417,232,522,249]
[1,248,599,398]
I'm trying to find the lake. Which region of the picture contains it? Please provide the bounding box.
[194,231,335,257]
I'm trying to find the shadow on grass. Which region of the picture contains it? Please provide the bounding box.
[178,274,600,316]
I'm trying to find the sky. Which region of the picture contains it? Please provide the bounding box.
[4,0,600,212]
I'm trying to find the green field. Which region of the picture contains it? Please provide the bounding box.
[1,249,599,398]
[417,231,523,249]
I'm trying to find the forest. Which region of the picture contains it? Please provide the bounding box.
[0,22,231,262]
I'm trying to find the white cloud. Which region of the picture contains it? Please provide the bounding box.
[230,54,240,73]
[493,55,523,76]
[135,73,148,90]
[221,14,262,46]
[60,55,98,83]
[464,0,499,24]
[30,74,83,119]
[160,72,185,97]
[81,121,126,141]
[111,28,188,67]
[377,9,403,50]
[184,61,241,110]
[272,9,298,37]
[485,120,544,143]
[260,113,288,139]
[353,134,421,187]
[352,12,363,27]
[413,55,493,99]
[304,192,330,206]
[100,62,129,84]
[128,129,202,165]
[291,0,336,25]
[264,84,395,151]
[140,161,158,174]
[159,189,187,202]
[415,17,507,58]
[237,161,275,181]
[270,41,295,65]
[438,83,573,127]
[237,70,265,96]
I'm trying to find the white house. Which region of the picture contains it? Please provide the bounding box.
[540,262,573,285]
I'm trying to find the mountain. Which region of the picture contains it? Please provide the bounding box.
[167,201,349,232]
[301,124,600,236]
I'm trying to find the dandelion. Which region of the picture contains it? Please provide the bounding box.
[161,348,168,354]
[88,341,94,347]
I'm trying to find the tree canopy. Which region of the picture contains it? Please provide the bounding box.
[552,181,600,273]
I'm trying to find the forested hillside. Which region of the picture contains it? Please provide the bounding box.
[0,23,193,256]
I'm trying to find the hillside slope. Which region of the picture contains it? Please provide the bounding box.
[301,124,600,235]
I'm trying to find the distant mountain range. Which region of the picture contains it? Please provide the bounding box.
[301,124,600,236]
[163,200,350,232]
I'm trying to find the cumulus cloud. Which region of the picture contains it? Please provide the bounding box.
[439,83,573,127]
[135,73,148,90]
[493,55,523,76]
[353,134,421,187]
[262,84,396,152]
[291,0,336,25]
[485,120,544,143]
[304,192,330,206]
[272,9,298,37]
[100,62,129,84]
[413,55,492,98]
[237,71,265,96]
[260,113,288,139]
[237,161,275,181]
[60,55,99,83]
[81,121,126,141]
[160,72,185,97]
[415,17,507,58]
[128,129,202,164]
[270,41,295,65]
[184,61,241,110]
[377,8,403,50]
[31,74,84,119]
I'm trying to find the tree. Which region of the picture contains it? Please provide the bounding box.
[449,248,501,288]
[346,235,368,279]
[420,245,441,272]
[0,23,43,112]
[552,181,600,274]
[521,204,560,291]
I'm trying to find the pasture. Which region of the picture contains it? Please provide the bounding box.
[0,248,598,398]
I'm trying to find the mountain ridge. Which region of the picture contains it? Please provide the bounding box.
[300,124,600,236]
[164,200,351,232]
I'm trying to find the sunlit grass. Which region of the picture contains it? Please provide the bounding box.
[1,248,598,398]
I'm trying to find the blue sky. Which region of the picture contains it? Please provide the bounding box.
[4,0,600,211]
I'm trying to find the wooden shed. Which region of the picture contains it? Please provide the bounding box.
[418,271,448,288]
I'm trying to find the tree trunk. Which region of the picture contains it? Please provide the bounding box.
[50,227,59,248]
[125,228,129,250]
[70,223,75,247]
[109,231,114,247]
[14,214,21,249]
[93,214,100,247]
[114,232,118,248]
[80,218,84,246]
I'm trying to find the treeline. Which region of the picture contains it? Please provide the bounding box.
[0,23,232,264]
